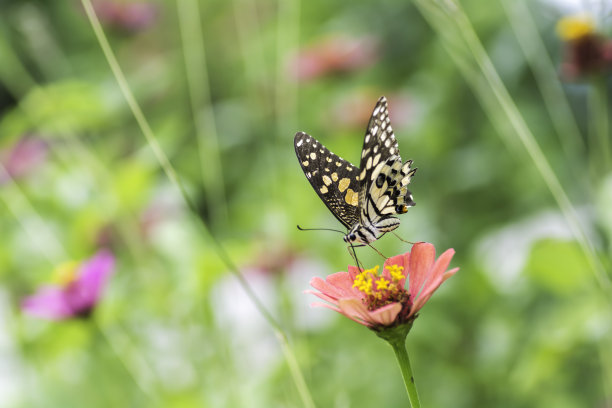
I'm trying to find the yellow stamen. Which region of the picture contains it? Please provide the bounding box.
[386,264,405,282]
[376,278,390,290]
[52,261,80,285]
[556,15,595,41]
[353,265,379,295]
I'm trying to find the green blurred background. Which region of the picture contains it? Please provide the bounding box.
[1,0,612,406]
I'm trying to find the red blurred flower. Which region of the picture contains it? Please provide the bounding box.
[557,15,612,79]
[22,250,115,320]
[288,35,379,81]
[307,242,458,329]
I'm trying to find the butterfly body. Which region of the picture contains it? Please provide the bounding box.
[294,96,416,245]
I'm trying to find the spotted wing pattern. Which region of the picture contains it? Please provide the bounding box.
[294,96,417,244]
[358,97,417,225]
[294,131,361,229]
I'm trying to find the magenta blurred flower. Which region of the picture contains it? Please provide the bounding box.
[22,250,115,320]
[288,35,379,81]
[0,137,48,184]
[90,0,158,32]
[307,242,458,329]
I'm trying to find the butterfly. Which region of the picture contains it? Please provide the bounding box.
[294,96,416,245]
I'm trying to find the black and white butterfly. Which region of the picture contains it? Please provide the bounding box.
[294,96,416,245]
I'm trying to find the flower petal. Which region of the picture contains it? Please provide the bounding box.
[21,287,74,320]
[408,242,436,300]
[367,302,402,326]
[338,298,377,326]
[75,249,115,305]
[310,272,356,301]
[311,301,366,325]
[413,248,455,304]
[410,266,459,317]
[304,289,340,306]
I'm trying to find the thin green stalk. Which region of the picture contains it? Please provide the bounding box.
[81,2,315,406]
[390,338,421,408]
[176,0,228,226]
[412,0,612,295]
[590,75,611,176]
[501,0,585,159]
[93,321,161,405]
[0,163,67,265]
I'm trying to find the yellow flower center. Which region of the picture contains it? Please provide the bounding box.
[352,264,410,311]
[556,15,595,41]
[52,261,80,285]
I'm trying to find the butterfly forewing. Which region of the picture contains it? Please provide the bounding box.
[294,131,361,229]
[358,97,400,184]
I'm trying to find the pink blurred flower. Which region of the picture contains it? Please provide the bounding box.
[0,137,48,184]
[288,35,379,81]
[89,0,158,32]
[332,92,414,130]
[22,250,115,320]
[307,242,458,329]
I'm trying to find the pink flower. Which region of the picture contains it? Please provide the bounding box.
[307,243,458,329]
[22,250,115,320]
[0,137,48,184]
[87,0,158,32]
[288,35,379,81]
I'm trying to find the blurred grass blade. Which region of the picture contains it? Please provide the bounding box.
[176,0,228,227]
[96,322,162,405]
[590,76,612,176]
[0,163,67,265]
[501,0,585,160]
[412,0,612,294]
[81,1,316,406]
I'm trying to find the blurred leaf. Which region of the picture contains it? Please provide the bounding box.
[524,239,590,295]
[0,80,113,138]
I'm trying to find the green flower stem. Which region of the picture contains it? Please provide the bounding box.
[376,324,420,408]
[390,338,421,408]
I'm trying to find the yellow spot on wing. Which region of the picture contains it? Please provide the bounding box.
[320,186,328,194]
[344,189,359,206]
[302,160,309,167]
[338,178,350,192]
[310,152,316,160]
[331,172,338,182]
[322,175,332,186]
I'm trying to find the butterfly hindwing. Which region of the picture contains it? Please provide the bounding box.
[294,131,361,229]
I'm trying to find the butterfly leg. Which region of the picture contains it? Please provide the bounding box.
[367,243,387,260]
[391,231,415,245]
[346,243,365,271]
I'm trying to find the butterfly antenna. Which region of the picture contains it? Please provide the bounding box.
[392,231,415,245]
[296,225,345,235]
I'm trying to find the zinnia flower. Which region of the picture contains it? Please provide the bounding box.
[307,242,458,330]
[22,250,115,320]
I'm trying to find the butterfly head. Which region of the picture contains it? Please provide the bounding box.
[343,232,359,244]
